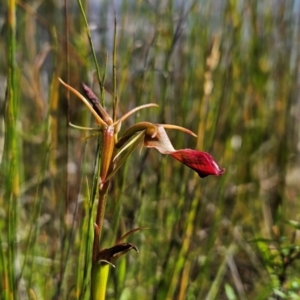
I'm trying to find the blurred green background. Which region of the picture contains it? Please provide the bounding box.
[1,0,300,299]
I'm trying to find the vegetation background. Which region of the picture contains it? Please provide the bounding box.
[1,0,300,299]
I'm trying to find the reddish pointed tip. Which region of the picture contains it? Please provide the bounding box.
[170,149,225,178]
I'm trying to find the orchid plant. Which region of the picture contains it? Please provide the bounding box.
[59,78,225,299]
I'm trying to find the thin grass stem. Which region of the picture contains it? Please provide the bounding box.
[77,0,103,96]
[113,13,117,122]
[2,0,18,298]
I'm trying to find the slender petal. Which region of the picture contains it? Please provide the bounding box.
[162,124,197,137]
[58,78,107,128]
[115,103,159,125]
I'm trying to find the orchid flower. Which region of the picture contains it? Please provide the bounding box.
[59,78,225,180]
[59,78,224,300]
[117,123,225,178]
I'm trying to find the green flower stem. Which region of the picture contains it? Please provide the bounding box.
[91,179,110,300]
[91,129,116,299]
[91,263,110,300]
[93,180,110,261]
